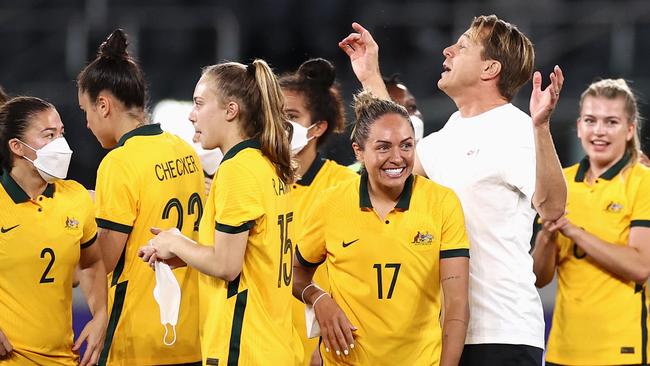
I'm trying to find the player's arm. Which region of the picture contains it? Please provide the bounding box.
[95,228,128,274]
[556,217,650,284]
[75,242,108,366]
[140,227,247,282]
[439,256,469,366]
[531,220,560,287]
[530,66,567,221]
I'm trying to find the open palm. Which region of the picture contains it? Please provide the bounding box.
[530,65,564,127]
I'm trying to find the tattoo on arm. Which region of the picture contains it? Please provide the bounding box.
[442,275,461,282]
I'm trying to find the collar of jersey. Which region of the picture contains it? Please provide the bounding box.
[221,139,261,163]
[115,123,164,148]
[574,152,631,182]
[1,168,54,203]
[296,153,325,186]
[359,170,414,211]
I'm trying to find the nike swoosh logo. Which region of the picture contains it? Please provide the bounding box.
[342,239,359,248]
[1,224,19,233]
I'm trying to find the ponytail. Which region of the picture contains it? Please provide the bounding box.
[202,60,296,184]
[249,60,295,184]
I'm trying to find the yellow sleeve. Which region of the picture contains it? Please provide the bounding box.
[631,168,650,228]
[213,160,264,233]
[95,154,138,233]
[295,193,327,267]
[80,189,98,249]
[440,189,470,259]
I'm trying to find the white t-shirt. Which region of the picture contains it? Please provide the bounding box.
[417,103,544,349]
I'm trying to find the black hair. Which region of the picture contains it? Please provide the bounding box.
[279,58,345,147]
[0,96,54,171]
[77,29,147,111]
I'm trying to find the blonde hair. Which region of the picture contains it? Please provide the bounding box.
[470,15,535,101]
[202,59,296,184]
[579,78,641,163]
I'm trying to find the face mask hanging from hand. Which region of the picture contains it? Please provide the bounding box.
[19,137,73,183]
[153,261,181,346]
[289,121,317,155]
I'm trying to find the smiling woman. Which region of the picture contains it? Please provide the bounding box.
[533,79,650,366]
[292,91,470,366]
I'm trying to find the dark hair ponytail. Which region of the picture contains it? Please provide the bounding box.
[77,29,147,110]
[279,58,345,146]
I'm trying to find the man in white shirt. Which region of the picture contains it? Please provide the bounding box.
[339,15,567,365]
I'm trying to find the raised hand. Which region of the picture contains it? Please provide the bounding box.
[338,22,389,98]
[530,65,564,127]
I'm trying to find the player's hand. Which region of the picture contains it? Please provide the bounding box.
[138,244,186,269]
[530,65,564,127]
[72,311,107,366]
[339,22,381,85]
[0,328,13,359]
[312,293,356,358]
[204,176,213,196]
[148,227,185,259]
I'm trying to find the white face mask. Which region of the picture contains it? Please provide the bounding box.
[289,121,316,155]
[153,261,181,346]
[19,137,73,183]
[409,115,424,143]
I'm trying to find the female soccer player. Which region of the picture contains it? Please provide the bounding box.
[140,59,302,365]
[0,96,107,365]
[533,79,650,366]
[77,29,204,365]
[293,91,470,365]
[279,58,358,366]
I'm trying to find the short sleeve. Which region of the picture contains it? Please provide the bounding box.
[439,189,470,258]
[295,193,327,267]
[416,131,441,179]
[95,154,138,234]
[213,160,264,233]
[631,169,650,228]
[80,189,98,249]
[501,143,536,203]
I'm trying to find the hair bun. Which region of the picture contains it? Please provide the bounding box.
[298,58,335,88]
[98,29,129,61]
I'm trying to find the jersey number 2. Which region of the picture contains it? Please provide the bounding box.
[277,212,293,288]
[40,247,55,284]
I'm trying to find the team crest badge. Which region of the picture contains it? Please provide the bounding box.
[412,231,433,245]
[65,217,79,230]
[605,201,623,213]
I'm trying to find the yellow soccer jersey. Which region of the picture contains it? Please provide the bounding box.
[198,139,302,366]
[0,170,97,366]
[95,124,204,365]
[297,173,469,365]
[546,155,650,365]
[290,155,358,365]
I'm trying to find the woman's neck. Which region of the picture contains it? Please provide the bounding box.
[9,162,48,200]
[296,143,318,178]
[367,178,402,220]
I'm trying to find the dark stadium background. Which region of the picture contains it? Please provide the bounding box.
[2,0,649,357]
